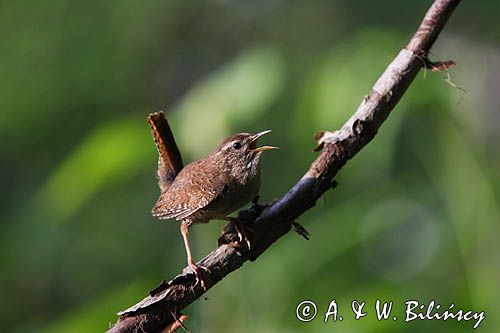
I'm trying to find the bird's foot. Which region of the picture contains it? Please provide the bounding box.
[188,263,211,291]
[225,217,252,250]
[236,222,252,251]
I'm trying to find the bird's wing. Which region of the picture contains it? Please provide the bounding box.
[148,111,184,193]
[151,160,226,221]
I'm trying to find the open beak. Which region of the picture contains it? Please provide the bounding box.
[249,130,279,152]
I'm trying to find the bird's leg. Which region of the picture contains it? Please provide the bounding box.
[222,217,251,250]
[180,221,210,290]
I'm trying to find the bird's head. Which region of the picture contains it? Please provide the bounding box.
[212,130,278,179]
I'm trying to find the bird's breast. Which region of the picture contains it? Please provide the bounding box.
[223,170,261,213]
[192,169,261,222]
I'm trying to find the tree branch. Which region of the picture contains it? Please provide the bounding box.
[108,1,461,332]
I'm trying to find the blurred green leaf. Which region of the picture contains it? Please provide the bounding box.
[291,30,407,184]
[172,46,285,156]
[41,280,150,333]
[414,117,500,329]
[34,116,151,224]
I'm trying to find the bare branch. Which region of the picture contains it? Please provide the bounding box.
[108,1,461,332]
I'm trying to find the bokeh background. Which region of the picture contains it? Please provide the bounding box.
[1,1,499,332]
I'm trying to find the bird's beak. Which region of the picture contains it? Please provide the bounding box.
[249,130,279,152]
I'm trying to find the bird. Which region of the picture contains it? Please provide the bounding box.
[147,112,277,289]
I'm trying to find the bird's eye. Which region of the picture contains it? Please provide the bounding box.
[233,142,242,150]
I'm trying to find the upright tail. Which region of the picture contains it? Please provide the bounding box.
[147,111,184,192]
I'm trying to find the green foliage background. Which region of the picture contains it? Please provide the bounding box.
[1,1,499,332]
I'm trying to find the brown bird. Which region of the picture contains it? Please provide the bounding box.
[148,112,277,289]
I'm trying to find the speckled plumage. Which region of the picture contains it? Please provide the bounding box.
[152,134,263,226]
[148,116,276,289]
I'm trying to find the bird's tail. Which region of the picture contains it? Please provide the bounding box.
[147,111,184,192]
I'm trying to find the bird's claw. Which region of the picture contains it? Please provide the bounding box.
[235,223,252,251]
[189,263,211,291]
[223,217,252,251]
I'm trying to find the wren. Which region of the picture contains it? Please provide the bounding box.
[147,112,277,289]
